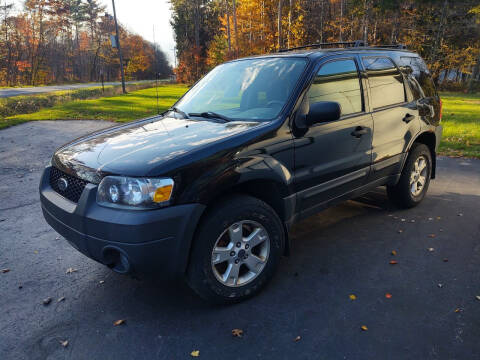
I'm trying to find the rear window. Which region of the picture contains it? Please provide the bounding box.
[363,57,406,109]
[400,56,437,98]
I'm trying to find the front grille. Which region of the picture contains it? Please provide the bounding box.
[49,167,89,203]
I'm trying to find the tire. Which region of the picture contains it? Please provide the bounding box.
[186,194,285,304]
[387,143,432,209]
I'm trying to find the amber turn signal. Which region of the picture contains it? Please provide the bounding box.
[153,184,173,203]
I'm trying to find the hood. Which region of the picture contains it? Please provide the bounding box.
[53,116,263,183]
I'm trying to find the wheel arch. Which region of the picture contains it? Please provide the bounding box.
[407,131,437,179]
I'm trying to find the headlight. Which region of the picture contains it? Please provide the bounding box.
[96,176,174,210]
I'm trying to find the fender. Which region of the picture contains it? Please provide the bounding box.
[401,128,438,179]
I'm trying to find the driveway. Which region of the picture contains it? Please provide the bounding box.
[0,80,156,98]
[1,121,479,360]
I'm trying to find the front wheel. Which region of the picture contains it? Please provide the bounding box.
[186,195,285,304]
[387,143,432,208]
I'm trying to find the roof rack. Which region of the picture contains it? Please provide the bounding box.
[372,43,407,49]
[279,41,408,53]
[279,40,367,52]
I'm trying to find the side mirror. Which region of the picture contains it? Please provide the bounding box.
[295,101,341,129]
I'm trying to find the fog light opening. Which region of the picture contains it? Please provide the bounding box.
[102,247,131,274]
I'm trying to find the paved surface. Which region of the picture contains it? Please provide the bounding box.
[1,121,479,360]
[0,80,156,98]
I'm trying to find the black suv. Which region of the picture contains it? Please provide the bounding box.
[40,42,442,304]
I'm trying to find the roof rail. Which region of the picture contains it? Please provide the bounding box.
[372,44,407,49]
[279,40,367,52]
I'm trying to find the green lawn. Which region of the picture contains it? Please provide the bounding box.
[1,86,478,158]
[1,84,189,129]
[439,92,480,158]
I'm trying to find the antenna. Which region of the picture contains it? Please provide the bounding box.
[153,24,160,115]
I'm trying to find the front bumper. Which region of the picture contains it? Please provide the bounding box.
[39,167,205,277]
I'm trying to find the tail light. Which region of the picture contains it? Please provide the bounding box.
[439,99,443,121]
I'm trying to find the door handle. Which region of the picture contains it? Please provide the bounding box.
[351,126,368,138]
[403,113,415,123]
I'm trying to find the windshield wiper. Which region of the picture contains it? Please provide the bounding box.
[167,107,189,119]
[188,111,232,122]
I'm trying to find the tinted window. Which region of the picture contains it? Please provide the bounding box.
[363,57,406,109]
[307,59,362,116]
[400,56,436,98]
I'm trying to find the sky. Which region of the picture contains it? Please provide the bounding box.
[12,0,176,65]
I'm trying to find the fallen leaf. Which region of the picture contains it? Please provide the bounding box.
[232,329,243,337]
[428,248,435,252]
[361,325,368,331]
[99,280,105,284]
[401,218,406,222]
[391,250,397,256]
[428,234,436,238]
[389,260,398,265]
[349,294,357,300]
[66,268,78,274]
[385,293,392,299]
[458,213,463,217]
[58,296,65,302]
[59,340,69,347]
[397,230,403,233]
[1,268,10,273]
[43,297,52,305]
[410,219,416,223]
[55,236,60,240]
[113,319,125,326]
[454,308,461,313]
[475,296,480,301]
[438,283,443,288]
[388,214,393,217]
[34,250,38,254]
[191,350,200,357]
[443,258,449,262]
[436,217,441,220]
[428,218,433,221]
[294,335,301,342]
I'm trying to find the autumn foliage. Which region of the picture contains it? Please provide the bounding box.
[171,0,480,90]
[0,0,171,86]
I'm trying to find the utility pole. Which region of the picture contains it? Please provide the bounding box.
[112,0,126,94]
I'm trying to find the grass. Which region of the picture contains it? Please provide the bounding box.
[1,85,478,158]
[439,92,480,158]
[1,84,186,130]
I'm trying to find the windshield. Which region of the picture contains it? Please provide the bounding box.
[174,57,307,121]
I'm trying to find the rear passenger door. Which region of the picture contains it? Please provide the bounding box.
[362,56,420,180]
[294,57,373,217]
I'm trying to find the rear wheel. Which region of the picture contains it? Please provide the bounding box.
[387,143,432,208]
[187,195,284,304]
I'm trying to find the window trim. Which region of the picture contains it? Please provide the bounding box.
[306,56,366,120]
[362,56,408,111]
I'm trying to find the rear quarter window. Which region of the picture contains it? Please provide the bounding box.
[363,57,406,109]
[400,56,437,98]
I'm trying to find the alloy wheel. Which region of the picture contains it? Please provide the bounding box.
[211,220,270,287]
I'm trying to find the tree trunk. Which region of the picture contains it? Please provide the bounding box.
[277,0,283,50]
[363,0,370,44]
[194,0,200,48]
[339,0,343,42]
[287,0,292,48]
[468,52,480,93]
[225,0,231,52]
[232,0,238,55]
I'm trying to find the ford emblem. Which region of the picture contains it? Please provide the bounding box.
[58,177,68,192]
